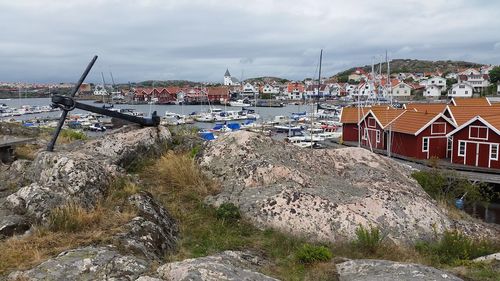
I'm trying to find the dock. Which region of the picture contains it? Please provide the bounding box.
[340,140,500,184]
[0,135,35,163]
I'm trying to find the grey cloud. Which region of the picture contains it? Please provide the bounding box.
[0,0,499,83]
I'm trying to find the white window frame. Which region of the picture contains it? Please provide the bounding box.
[469,126,489,140]
[458,141,466,156]
[376,130,380,143]
[431,122,447,135]
[362,128,368,140]
[368,117,376,128]
[491,144,499,161]
[422,137,429,152]
[446,138,453,158]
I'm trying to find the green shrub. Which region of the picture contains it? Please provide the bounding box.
[354,225,383,254]
[215,203,241,223]
[295,243,333,264]
[415,230,498,265]
[59,129,87,142]
[411,170,495,204]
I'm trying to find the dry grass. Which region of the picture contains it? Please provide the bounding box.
[0,193,137,275]
[13,144,40,160]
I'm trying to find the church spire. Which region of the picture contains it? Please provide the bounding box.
[224,69,231,77]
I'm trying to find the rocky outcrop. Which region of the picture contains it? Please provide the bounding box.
[156,251,278,281]
[200,131,499,244]
[474,252,500,262]
[8,246,150,281]
[114,191,179,260]
[336,259,463,281]
[4,126,170,223]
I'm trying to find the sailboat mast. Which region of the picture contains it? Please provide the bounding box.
[311,49,322,148]
[101,72,107,103]
[386,50,392,105]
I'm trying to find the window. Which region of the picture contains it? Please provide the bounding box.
[431,123,446,134]
[458,141,465,156]
[459,85,465,89]
[376,131,380,143]
[469,126,488,140]
[362,128,368,140]
[422,137,429,152]
[491,144,498,160]
[447,138,452,154]
[368,117,376,128]
[453,91,456,95]
[465,91,468,94]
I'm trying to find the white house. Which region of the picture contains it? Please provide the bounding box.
[286,82,305,100]
[305,84,330,98]
[391,81,412,97]
[261,84,279,95]
[497,84,500,95]
[242,82,258,97]
[351,82,376,98]
[427,76,446,89]
[223,69,240,86]
[458,72,490,92]
[424,85,442,98]
[448,82,474,97]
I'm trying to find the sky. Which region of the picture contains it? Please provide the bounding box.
[1,0,499,84]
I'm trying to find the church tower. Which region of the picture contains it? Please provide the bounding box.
[224,69,232,86]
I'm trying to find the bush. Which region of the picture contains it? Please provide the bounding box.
[415,230,498,265]
[215,203,241,223]
[354,225,383,254]
[59,129,87,143]
[296,243,333,264]
[411,170,495,204]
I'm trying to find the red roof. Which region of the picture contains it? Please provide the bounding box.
[287,82,305,92]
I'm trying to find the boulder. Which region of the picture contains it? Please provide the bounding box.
[157,251,278,281]
[83,126,171,167]
[8,246,150,281]
[200,131,498,244]
[336,259,462,281]
[473,252,500,262]
[4,127,170,223]
[0,214,30,238]
[114,191,179,260]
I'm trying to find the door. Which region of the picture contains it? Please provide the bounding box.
[478,143,490,167]
[465,142,477,166]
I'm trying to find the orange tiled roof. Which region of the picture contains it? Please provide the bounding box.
[369,108,406,127]
[451,97,491,107]
[447,106,500,126]
[341,106,403,125]
[405,103,447,113]
[387,111,441,135]
[481,115,500,132]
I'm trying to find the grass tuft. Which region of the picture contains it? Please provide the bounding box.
[415,230,500,266]
[354,224,383,254]
[295,244,333,264]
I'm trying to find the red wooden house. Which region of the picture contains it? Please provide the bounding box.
[386,111,455,159]
[358,108,405,150]
[206,87,230,103]
[340,107,361,142]
[153,88,176,104]
[447,115,500,169]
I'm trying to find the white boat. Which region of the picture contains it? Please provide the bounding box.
[162,112,194,126]
[229,99,251,107]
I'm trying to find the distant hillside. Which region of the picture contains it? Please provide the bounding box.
[334,59,485,78]
[244,76,290,84]
[129,80,199,87]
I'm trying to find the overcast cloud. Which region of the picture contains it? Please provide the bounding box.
[1,0,499,83]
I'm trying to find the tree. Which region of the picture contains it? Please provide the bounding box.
[489,66,500,84]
